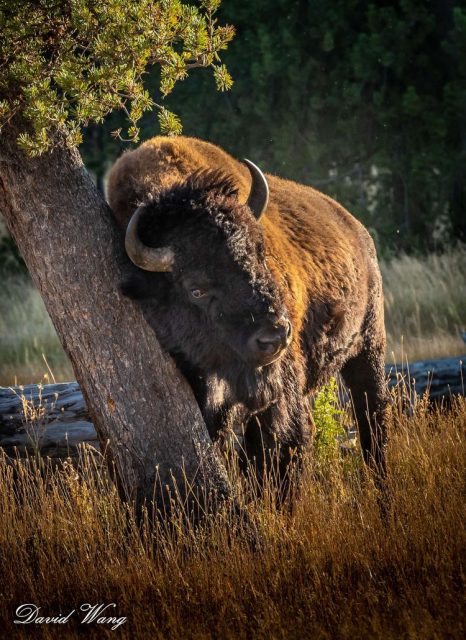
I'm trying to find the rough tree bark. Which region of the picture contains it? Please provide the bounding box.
[0,125,231,515]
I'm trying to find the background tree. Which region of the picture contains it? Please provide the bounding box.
[173,0,466,253]
[0,0,234,515]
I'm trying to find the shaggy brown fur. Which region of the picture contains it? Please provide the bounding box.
[107,136,389,480]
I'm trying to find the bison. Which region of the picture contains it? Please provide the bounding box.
[106,136,390,486]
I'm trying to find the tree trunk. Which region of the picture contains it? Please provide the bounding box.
[0,125,231,515]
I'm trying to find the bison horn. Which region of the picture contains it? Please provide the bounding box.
[243,158,269,220]
[125,206,175,272]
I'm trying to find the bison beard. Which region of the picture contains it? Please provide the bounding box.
[107,136,390,493]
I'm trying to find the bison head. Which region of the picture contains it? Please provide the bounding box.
[123,162,292,374]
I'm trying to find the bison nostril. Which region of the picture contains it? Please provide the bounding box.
[256,336,281,355]
[273,319,292,341]
[248,320,290,364]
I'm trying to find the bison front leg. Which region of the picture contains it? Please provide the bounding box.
[341,340,390,476]
[242,396,310,501]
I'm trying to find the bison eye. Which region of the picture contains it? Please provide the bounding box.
[190,288,207,299]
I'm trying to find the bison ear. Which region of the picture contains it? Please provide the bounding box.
[243,159,269,220]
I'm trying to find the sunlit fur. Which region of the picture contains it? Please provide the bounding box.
[106,136,389,478]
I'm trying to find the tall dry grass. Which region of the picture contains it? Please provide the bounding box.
[0,391,464,639]
[1,247,465,386]
[382,247,466,362]
[0,277,73,386]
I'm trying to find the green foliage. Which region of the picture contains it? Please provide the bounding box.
[0,0,234,155]
[157,107,183,137]
[313,378,345,464]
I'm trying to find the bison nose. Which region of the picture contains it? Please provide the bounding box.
[248,318,292,365]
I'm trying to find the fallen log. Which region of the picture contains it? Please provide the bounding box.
[385,354,465,401]
[1,354,464,459]
[0,382,98,460]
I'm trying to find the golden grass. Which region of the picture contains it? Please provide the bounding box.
[0,277,73,386]
[0,392,465,639]
[1,247,465,385]
[382,247,466,362]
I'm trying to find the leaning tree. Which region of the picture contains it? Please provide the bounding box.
[0,0,235,515]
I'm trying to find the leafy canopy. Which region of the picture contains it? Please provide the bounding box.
[0,0,234,155]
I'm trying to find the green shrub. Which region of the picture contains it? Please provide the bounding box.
[313,377,345,464]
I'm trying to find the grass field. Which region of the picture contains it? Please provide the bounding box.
[0,251,464,637]
[382,248,466,362]
[0,247,465,386]
[0,276,74,386]
[0,391,464,638]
